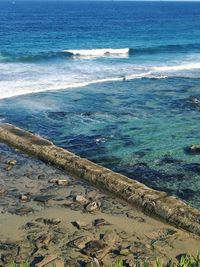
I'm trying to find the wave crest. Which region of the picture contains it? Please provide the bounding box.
[63,48,130,57]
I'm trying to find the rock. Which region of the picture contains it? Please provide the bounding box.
[7,159,17,166]
[49,179,68,186]
[85,201,101,212]
[183,163,200,173]
[4,159,17,171]
[44,218,61,225]
[102,230,116,244]
[0,241,18,250]
[145,228,177,241]
[191,97,200,104]
[82,240,108,259]
[93,218,111,227]
[160,156,182,164]
[57,179,68,186]
[69,235,92,249]
[19,194,29,202]
[85,258,102,267]
[36,255,64,267]
[72,221,92,230]
[4,165,13,171]
[119,248,130,256]
[125,258,136,267]
[117,230,130,240]
[49,178,58,184]
[74,195,89,205]
[188,144,200,154]
[0,185,7,195]
[83,230,116,260]
[38,174,46,180]
[34,195,54,203]
[126,213,146,223]
[35,233,53,249]
[9,207,34,216]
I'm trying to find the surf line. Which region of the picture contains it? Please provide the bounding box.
[0,123,199,236]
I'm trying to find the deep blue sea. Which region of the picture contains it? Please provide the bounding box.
[0,1,200,208]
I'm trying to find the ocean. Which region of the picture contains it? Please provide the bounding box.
[0,1,200,208]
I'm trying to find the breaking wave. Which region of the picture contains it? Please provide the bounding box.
[63,48,130,57]
[1,43,200,63]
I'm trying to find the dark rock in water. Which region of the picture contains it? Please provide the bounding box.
[176,188,196,200]
[133,162,149,168]
[183,163,200,173]
[172,96,200,112]
[160,155,182,164]
[85,201,101,212]
[0,241,19,263]
[34,195,54,203]
[9,206,34,216]
[71,221,92,230]
[4,164,13,171]
[7,159,17,166]
[19,194,29,202]
[191,97,200,105]
[0,241,18,250]
[0,185,7,195]
[38,174,46,180]
[93,218,111,227]
[49,178,68,186]
[133,150,147,158]
[186,144,200,154]
[126,213,146,223]
[74,195,89,205]
[43,218,61,225]
[145,228,177,242]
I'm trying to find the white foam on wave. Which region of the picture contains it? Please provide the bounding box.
[64,48,130,58]
[0,58,200,100]
[152,62,200,72]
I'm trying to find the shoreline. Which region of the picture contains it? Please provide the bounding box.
[0,123,199,236]
[0,142,199,266]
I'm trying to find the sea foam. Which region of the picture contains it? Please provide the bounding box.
[63,48,130,58]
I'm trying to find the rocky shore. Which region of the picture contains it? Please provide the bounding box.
[0,124,199,267]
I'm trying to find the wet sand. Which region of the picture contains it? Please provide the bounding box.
[0,143,199,267]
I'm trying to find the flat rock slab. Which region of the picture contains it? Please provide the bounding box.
[36,255,64,267]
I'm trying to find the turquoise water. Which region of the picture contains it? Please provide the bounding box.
[0,1,200,208]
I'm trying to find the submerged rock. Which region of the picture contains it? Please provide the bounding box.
[74,195,89,205]
[85,201,101,212]
[9,206,34,216]
[145,228,177,242]
[19,194,29,202]
[34,195,54,203]
[43,218,61,225]
[0,185,7,195]
[49,179,68,186]
[7,159,17,166]
[93,218,111,227]
[188,144,200,154]
[72,221,92,230]
[183,163,200,173]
